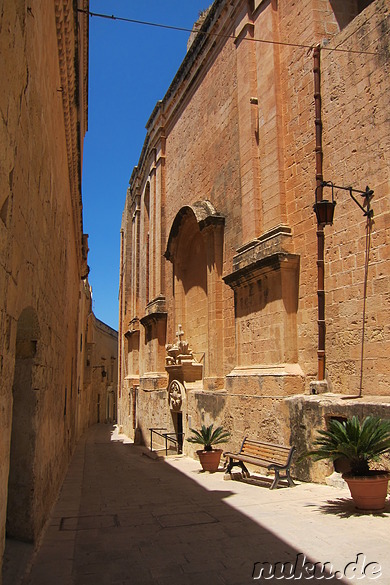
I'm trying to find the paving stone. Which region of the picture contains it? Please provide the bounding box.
[13,424,390,585]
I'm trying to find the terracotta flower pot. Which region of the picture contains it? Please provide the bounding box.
[343,471,390,511]
[196,449,223,472]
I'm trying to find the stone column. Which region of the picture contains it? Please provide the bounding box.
[154,135,166,298]
[131,196,140,317]
[256,1,287,232]
[235,12,262,244]
[204,223,225,390]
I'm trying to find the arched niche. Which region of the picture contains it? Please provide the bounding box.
[165,201,225,385]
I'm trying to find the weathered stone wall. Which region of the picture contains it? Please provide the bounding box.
[0,0,89,569]
[280,0,390,395]
[320,3,390,395]
[288,394,390,482]
[83,316,118,426]
[118,0,389,476]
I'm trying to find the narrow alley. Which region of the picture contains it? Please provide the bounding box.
[4,424,389,585]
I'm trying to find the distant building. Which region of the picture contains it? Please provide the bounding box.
[118,0,389,482]
[84,314,118,426]
[0,0,90,565]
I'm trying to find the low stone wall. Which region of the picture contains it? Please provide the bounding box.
[287,394,390,483]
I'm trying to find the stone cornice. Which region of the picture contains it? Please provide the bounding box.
[223,253,299,290]
[128,0,245,194]
[79,0,89,134]
[54,0,89,273]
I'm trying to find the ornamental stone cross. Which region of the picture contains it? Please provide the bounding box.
[176,324,184,343]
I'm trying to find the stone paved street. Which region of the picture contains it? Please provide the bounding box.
[6,424,389,585]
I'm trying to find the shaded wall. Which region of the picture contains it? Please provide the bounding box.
[0,0,89,570]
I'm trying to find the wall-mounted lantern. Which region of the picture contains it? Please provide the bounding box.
[93,365,107,378]
[314,178,374,394]
[314,183,336,226]
[316,181,374,224]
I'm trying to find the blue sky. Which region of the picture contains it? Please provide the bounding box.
[82,1,207,330]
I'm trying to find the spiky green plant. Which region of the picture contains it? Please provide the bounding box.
[300,415,390,476]
[187,424,230,452]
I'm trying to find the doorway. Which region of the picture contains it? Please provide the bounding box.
[171,411,183,454]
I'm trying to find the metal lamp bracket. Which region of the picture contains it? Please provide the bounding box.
[322,181,374,219]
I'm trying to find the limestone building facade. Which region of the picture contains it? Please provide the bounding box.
[0,0,92,571]
[83,313,119,427]
[118,0,390,480]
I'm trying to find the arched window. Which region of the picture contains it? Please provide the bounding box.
[143,184,150,305]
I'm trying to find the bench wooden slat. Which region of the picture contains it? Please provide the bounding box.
[224,453,276,467]
[240,438,292,451]
[242,444,288,456]
[224,437,296,490]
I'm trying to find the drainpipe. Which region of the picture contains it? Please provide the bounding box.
[313,45,326,381]
[118,228,124,414]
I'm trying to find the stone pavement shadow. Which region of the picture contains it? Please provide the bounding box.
[313,497,390,518]
[231,474,296,490]
[2,538,34,585]
[19,424,351,585]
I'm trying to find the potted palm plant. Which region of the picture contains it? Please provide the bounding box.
[301,415,390,511]
[187,424,230,472]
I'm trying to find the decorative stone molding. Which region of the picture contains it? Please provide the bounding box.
[224,227,300,369]
[224,252,299,290]
[144,296,167,317]
[229,225,293,277]
[140,297,167,329]
[165,324,195,366]
[54,0,88,273]
[140,312,167,328]
[165,325,203,383]
[168,379,185,411]
[124,318,140,338]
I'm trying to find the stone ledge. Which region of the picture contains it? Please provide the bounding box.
[124,317,140,337]
[224,252,299,289]
[231,225,293,273]
[144,295,167,316]
[226,364,305,396]
[139,373,168,392]
[223,225,297,289]
[140,298,167,328]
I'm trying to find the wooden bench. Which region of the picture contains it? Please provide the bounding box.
[224,437,296,490]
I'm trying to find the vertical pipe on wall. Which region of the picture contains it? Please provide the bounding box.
[313,45,326,381]
[118,227,124,407]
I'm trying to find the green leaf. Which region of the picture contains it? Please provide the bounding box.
[187,424,230,450]
[299,416,390,476]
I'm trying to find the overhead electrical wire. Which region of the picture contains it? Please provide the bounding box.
[77,8,379,56]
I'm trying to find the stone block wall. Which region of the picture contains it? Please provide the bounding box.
[288,394,390,482]
[320,2,390,395]
[83,316,119,427]
[0,0,90,568]
[118,0,389,472]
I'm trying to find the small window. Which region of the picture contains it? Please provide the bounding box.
[325,414,347,428]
